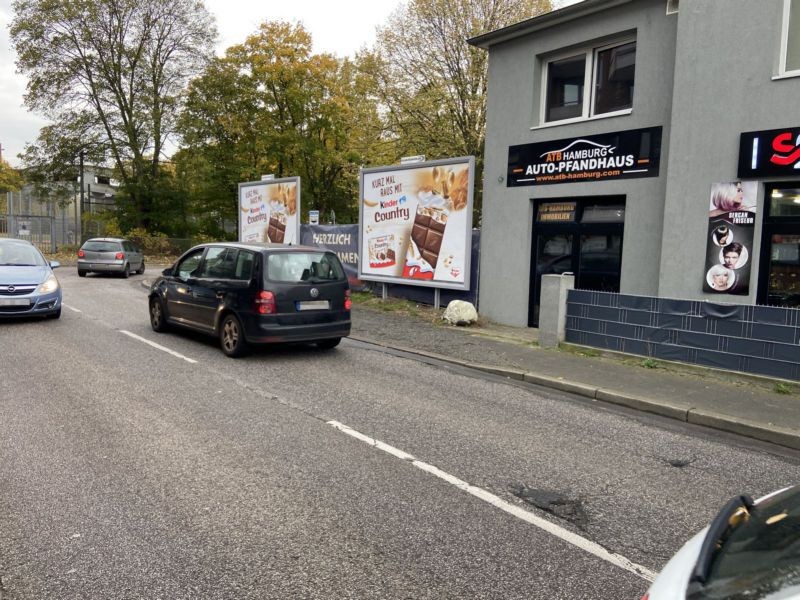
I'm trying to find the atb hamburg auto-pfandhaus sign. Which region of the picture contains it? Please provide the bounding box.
[507,127,662,186]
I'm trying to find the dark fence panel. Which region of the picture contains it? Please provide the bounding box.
[565,289,800,381]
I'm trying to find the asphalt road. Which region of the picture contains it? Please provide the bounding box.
[1,268,799,599]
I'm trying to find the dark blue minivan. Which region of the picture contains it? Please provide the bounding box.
[148,242,351,357]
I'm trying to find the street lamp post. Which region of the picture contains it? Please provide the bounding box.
[77,150,85,244]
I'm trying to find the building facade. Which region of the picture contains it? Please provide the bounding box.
[470,0,800,327]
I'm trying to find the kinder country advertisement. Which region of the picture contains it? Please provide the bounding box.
[359,157,474,290]
[238,178,300,245]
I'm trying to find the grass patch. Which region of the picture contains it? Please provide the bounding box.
[641,358,659,369]
[351,291,442,323]
[773,382,794,395]
[560,344,601,358]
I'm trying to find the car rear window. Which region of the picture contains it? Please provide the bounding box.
[266,252,345,283]
[82,241,122,252]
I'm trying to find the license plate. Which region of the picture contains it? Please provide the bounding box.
[0,298,30,307]
[297,300,330,311]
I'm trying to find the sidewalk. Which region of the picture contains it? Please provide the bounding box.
[349,304,800,451]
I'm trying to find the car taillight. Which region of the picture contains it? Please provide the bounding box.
[78,249,85,258]
[255,290,276,314]
[115,252,125,260]
[344,289,352,311]
[640,594,649,600]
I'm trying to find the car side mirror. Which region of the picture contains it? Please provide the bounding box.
[162,267,173,276]
[49,261,61,269]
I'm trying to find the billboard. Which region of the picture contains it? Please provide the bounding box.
[358,157,474,290]
[238,177,300,244]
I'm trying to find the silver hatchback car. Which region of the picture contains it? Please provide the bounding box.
[77,238,145,278]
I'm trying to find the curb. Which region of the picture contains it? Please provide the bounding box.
[350,334,800,451]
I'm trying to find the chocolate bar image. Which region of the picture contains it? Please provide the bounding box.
[268,215,286,243]
[411,209,446,268]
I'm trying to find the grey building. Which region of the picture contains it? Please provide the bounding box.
[470,0,800,327]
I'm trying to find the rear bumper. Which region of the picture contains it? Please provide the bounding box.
[78,259,126,272]
[244,316,352,344]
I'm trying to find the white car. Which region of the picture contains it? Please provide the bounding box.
[643,486,799,600]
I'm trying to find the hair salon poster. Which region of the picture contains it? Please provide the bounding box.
[703,181,757,295]
[358,157,474,291]
[238,177,300,245]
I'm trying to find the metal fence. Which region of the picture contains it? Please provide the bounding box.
[565,289,800,381]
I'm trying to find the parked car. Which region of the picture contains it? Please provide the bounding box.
[643,485,800,600]
[148,242,352,357]
[77,237,144,278]
[0,238,62,319]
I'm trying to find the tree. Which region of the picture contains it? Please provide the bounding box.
[0,160,24,195]
[10,0,217,231]
[363,0,552,222]
[177,21,384,227]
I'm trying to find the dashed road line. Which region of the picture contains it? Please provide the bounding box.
[119,330,198,364]
[63,304,82,313]
[327,420,657,583]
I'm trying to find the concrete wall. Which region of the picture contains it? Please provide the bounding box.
[480,0,678,326]
[659,0,800,301]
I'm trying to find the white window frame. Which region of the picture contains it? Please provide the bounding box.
[538,37,636,128]
[778,0,800,79]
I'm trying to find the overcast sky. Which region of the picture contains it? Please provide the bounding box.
[0,0,576,168]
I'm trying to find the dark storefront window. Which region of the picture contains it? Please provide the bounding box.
[758,184,800,307]
[529,197,625,326]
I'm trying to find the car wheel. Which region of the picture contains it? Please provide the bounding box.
[46,308,61,319]
[137,260,145,275]
[220,314,248,357]
[317,337,341,350]
[122,263,130,278]
[149,297,169,332]
[78,269,87,277]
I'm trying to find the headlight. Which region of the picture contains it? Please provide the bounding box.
[37,274,60,294]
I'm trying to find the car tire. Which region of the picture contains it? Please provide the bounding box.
[149,297,169,332]
[136,260,145,275]
[46,308,61,319]
[220,314,248,357]
[78,269,87,277]
[317,337,341,350]
[122,264,130,278]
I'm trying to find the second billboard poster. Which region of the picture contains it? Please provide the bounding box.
[358,157,474,291]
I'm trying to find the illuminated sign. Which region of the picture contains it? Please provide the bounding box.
[507,127,662,187]
[738,127,800,178]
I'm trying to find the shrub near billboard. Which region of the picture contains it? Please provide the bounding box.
[238,177,300,245]
[358,157,474,290]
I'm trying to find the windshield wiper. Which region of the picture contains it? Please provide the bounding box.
[687,494,755,598]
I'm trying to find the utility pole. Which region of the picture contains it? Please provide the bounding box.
[0,142,4,163]
[77,150,84,244]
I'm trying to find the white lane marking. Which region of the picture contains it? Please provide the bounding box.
[119,330,198,364]
[328,420,657,583]
[63,304,82,313]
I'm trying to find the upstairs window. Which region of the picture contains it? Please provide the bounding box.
[781,0,800,75]
[543,39,636,125]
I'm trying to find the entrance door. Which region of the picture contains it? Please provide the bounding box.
[757,184,800,307]
[529,197,625,326]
